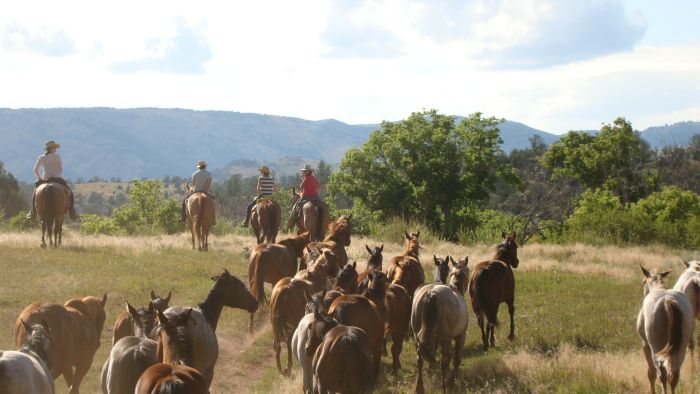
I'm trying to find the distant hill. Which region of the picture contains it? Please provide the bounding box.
[0,108,696,181]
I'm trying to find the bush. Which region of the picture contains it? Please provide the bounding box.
[459,209,525,245]
[6,210,34,231]
[112,204,140,235]
[156,199,182,235]
[79,214,119,235]
[368,216,440,245]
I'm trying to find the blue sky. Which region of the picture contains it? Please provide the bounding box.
[0,0,698,133]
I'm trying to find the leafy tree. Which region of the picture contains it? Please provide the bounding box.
[128,179,162,224]
[328,109,517,239]
[542,117,657,203]
[0,161,27,218]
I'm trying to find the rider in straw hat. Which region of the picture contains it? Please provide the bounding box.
[181,160,215,223]
[242,165,276,227]
[27,140,79,220]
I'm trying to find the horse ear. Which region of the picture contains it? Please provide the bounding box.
[379,244,384,252]
[683,260,690,268]
[416,231,420,238]
[404,232,410,240]
[511,231,517,239]
[164,291,172,304]
[660,271,672,278]
[101,293,108,307]
[365,245,372,254]
[185,308,198,326]
[352,261,357,270]
[224,268,231,275]
[347,213,352,220]
[148,302,155,313]
[291,188,296,195]
[126,302,138,317]
[433,255,439,265]
[501,231,507,239]
[641,265,651,278]
[464,256,469,266]
[21,318,33,335]
[150,290,157,300]
[450,257,458,268]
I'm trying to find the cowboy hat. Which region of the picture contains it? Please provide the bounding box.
[258,165,270,173]
[299,164,313,172]
[45,140,61,150]
[197,160,208,168]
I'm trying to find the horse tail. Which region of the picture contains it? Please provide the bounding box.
[250,251,267,305]
[314,203,323,241]
[474,267,499,326]
[657,297,685,362]
[417,291,438,364]
[267,203,278,243]
[271,287,286,348]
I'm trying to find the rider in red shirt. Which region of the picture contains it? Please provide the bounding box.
[292,164,322,221]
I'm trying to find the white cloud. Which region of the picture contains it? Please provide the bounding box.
[2,22,76,56]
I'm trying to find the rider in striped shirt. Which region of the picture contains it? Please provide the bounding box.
[242,166,276,227]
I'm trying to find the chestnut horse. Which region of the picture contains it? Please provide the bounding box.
[358,244,383,294]
[308,316,374,394]
[134,363,208,394]
[270,277,313,375]
[288,188,330,242]
[387,232,425,296]
[15,294,107,394]
[363,271,412,373]
[412,257,469,393]
[112,291,171,346]
[185,185,215,251]
[329,294,384,379]
[294,250,333,294]
[251,199,281,244]
[304,215,353,276]
[469,232,520,350]
[248,232,310,332]
[0,320,54,394]
[35,182,70,248]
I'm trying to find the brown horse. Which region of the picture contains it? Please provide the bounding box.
[248,232,311,332]
[15,294,107,394]
[251,199,281,244]
[287,188,330,242]
[387,232,425,296]
[134,363,208,394]
[294,250,333,294]
[270,277,313,375]
[112,290,171,346]
[321,262,360,311]
[185,185,215,251]
[329,294,384,379]
[358,244,384,293]
[310,321,374,394]
[469,232,520,351]
[35,182,69,248]
[304,215,353,275]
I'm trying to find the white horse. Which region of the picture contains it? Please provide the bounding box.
[638,266,695,394]
[292,313,316,394]
[100,336,158,394]
[0,320,54,394]
[411,257,469,393]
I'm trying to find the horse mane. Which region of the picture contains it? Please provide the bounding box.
[404,240,420,258]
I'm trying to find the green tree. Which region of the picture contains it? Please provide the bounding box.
[128,179,162,224]
[0,161,27,218]
[542,117,657,203]
[328,109,517,239]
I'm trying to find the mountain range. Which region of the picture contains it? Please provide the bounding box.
[1,107,697,181]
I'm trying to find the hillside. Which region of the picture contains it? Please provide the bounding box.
[0,108,697,181]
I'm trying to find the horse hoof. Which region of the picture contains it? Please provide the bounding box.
[40,244,46,249]
[508,334,515,341]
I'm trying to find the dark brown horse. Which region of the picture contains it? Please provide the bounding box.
[270,277,313,375]
[363,271,412,374]
[35,182,69,248]
[469,232,520,351]
[329,294,384,379]
[15,294,107,394]
[304,215,353,275]
[185,185,215,252]
[387,232,425,296]
[251,199,281,244]
[248,232,311,332]
[287,188,330,241]
[358,244,384,293]
[433,255,452,284]
[112,291,171,346]
[308,316,374,394]
[134,363,208,394]
[321,262,360,311]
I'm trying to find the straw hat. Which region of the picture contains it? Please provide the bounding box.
[45,140,61,150]
[197,160,208,168]
[299,164,313,172]
[258,165,270,174]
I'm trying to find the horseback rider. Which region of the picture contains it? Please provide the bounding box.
[180,160,215,223]
[291,164,322,223]
[242,165,276,227]
[27,140,79,220]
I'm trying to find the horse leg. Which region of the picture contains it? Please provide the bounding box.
[274,335,283,374]
[440,340,451,393]
[658,362,668,394]
[488,305,497,348]
[642,343,657,393]
[452,333,465,387]
[391,334,404,373]
[415,352,425,394]
[63,366,75,390]
[55,219,62,247]
[477,312,488,351]
[249,312,255,334]
[69,358,91,394]
[203,366,215,389]
[190,224,196,250]
[40,221,47,248]
[508,300,515,341]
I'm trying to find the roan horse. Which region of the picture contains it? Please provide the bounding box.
[134,363,208,394]
[248,232,311,332]
[673,260,700,352]
[15,294,107,394]
[288,188,330,242]
[638,266,695,394]
[387,232,425,297]
[412,257,470,394]
[251,199,281,244]
[101,334,158,394]
[185,184,215,251]
[35,181,70,248]
[469,232,520,350]
[0,320,54,394]
[111,290,171,346]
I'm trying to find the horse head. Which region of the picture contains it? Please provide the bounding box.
[20,318,53,370]
[127,301,158,339]
[496,231,519,268]
[366,271,389,297]
[306,289,327,315]
[305,309,338,358]
[210,268,259,313]
[329,215,353,246]
[641,265,671,298]
[336,262,358,293]
[433,255,451,284]
[448,256,470,295]
[365,244,384,271]
[150,290,172,312]
[157,308,196,366]
[682,260,700,273]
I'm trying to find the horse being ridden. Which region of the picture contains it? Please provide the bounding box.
[638,266,695,394]
[0,320,54,394]
[288,164,329,241]
[184,184,215,252]
[28,140,78,222]
[469,232,520,350]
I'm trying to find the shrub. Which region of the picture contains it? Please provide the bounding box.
[155,199,182,235]
[459,209,525,245]
[368,216,440,245]
[79,214,119,235]
[7,210,34,231]
[112,204,140,235]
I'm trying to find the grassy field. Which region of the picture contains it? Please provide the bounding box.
[0,230,698,393]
